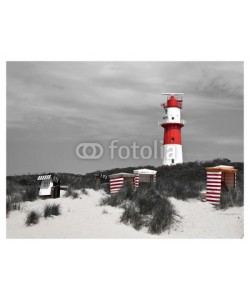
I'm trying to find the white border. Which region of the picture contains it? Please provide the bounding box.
[1,1,249,300]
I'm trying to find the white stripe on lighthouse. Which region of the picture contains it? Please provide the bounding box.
[162,144,183,166]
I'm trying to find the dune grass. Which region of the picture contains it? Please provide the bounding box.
[101,182,178,234]
[25,210,41,226]
[43,203,61,218]
[65,188,78,199]
[219,187,243,209]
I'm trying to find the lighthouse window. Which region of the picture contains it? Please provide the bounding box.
[172,117,174,120]
[172,159,175,164]
[171,137,174,142]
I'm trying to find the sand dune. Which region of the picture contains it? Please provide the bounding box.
[6,189,243,239]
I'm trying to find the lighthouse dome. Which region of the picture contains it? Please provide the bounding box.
[167,96,181,108]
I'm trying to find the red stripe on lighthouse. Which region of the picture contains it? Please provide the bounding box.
[162,123,183,145]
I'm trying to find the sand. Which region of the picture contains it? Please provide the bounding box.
[6,189,244,239]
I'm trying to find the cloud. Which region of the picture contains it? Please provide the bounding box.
[7,61,243,174]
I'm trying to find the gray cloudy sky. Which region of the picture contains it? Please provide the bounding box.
[7,62,243,175]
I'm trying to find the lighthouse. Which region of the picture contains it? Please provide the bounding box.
[160,93,185,165]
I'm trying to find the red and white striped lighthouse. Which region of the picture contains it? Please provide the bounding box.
[160,93,185,165]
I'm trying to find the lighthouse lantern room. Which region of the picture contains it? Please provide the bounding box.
[160,93,185,166]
